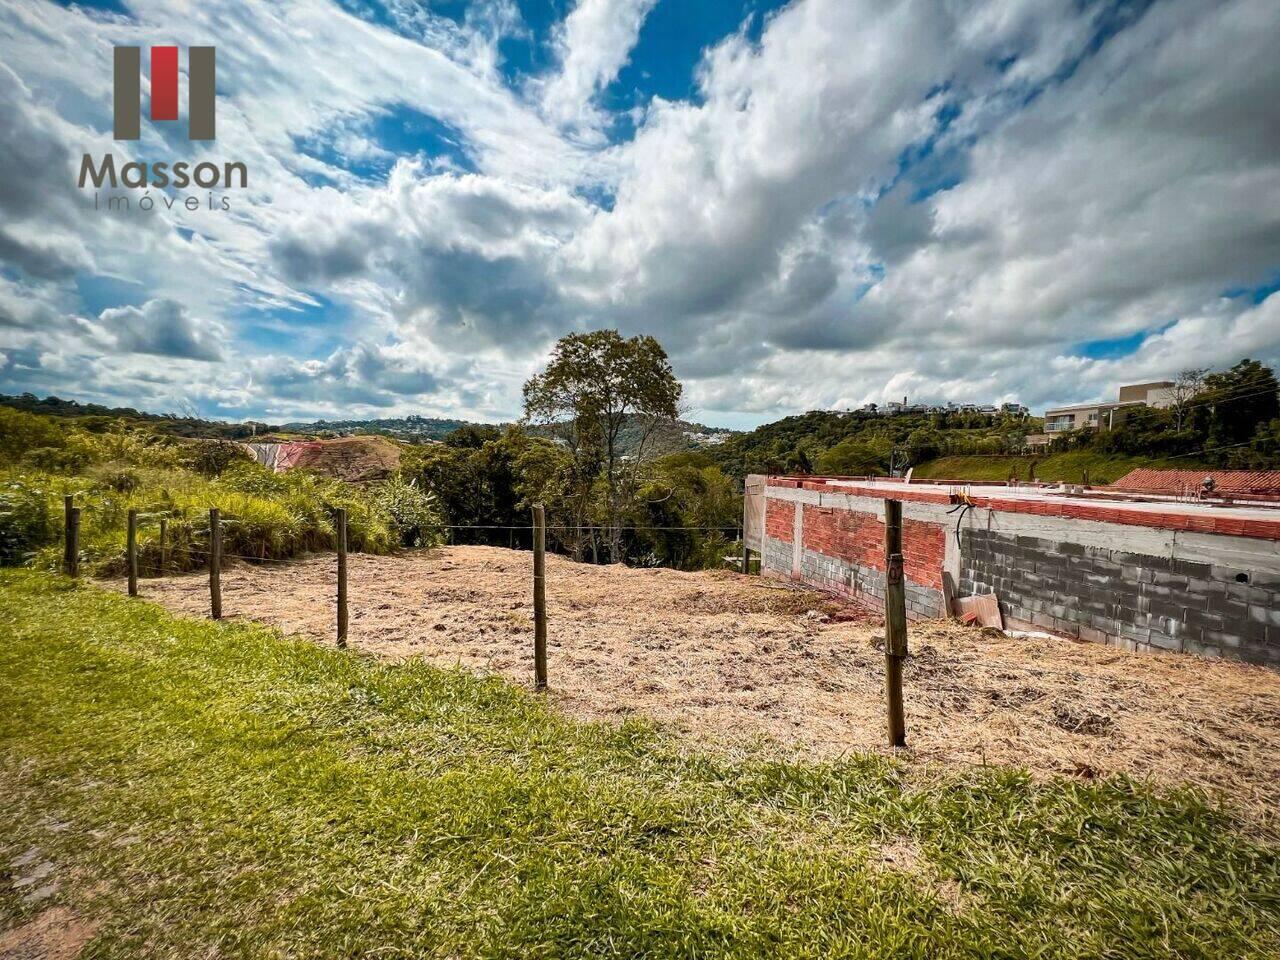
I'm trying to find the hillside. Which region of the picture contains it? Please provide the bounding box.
[280,414,475,442]
[912,452,1215,485]
[711,409,1032,478]
[0,393,274,440]
[288,412,735,456]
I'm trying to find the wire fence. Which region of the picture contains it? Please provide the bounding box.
[56,494,917,747]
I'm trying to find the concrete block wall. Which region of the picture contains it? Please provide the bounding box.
[753,475,1280,666]
[960,528,1280,665]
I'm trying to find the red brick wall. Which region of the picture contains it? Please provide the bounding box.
[800,505,945,590]
[802,507,881,569]
[903,519,945,590]
[765,500,795,543]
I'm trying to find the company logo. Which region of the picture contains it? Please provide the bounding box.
[82,43,248,211]
[114,46,216,141]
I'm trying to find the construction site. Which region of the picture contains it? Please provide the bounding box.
[747,472,1280,666]
[117,538,1280,824]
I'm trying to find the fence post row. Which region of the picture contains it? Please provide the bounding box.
[532,503,548,690]
[126,509,139,597]
[883,499,908,748]
[336,508,348,649]
[209,507,222,620]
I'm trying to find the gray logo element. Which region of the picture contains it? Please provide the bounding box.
[113,46,215,141]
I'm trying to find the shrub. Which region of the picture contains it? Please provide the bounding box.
[183,439,252,476]
[0,407,66,462]
[0,478,56,565]
[371,475,443,547]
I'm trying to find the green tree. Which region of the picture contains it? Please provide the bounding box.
[630,452,740,569]
[0,406,65,462]
[816,439,887,476]
[1200,359,1280,450]
[523,331,681,562]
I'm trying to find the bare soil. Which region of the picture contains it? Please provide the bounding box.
[0,908,97,960]
[115,546,1280,820]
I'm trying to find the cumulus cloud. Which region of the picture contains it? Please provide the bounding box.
[94,300,228,362]
[270,162,592,348]
[537,0,659,134]
[0,0,1278,426]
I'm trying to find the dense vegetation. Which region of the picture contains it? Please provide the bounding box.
[711,408,1033,479]
[279,411,732,455]
[401,425,740,569]
[912,452,1215,485]
[3,571,1276,958]
[714,358,1280,481]
[0,392,274,440]
[0,406,441,575]
[0,402,739,575]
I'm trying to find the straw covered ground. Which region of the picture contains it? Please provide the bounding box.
[117,545,1280,821]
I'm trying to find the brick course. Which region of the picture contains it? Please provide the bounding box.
[759,496,947,618]
[765,500,795,544]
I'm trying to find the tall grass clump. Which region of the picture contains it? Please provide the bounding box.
[0,412,441,575]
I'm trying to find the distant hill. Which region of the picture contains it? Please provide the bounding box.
[710,408,1034,478]
[284,413,736,457]
[2,393,735,457]
[0,393,274,440]
[280,415,478,442]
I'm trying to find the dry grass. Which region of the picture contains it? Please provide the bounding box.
[116,545,1280,822]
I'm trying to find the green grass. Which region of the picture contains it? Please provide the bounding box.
[1,571,1277,958]
[913,452,1215,484]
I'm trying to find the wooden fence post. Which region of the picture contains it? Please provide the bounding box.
[63,496,76,577]
[336,508,348,649]
[209,507,222,620]
[883,499,907,748]
[532,503,548,690]
[159,517,168,575]
[69,508,80,579]
[126,509,138,597]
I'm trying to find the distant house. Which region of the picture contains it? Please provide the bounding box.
[1041,381,1175,436]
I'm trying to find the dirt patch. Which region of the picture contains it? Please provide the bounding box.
[292,436,400,481]
[0,908,97,960]
[872,837,922,872]
[114,546,1280,821]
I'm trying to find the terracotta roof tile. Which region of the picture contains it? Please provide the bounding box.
[1112,468,1280,496]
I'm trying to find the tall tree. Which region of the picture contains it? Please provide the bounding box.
[1168,367,1208,432]
[1201,359,1280,449]
[523,331,682,562]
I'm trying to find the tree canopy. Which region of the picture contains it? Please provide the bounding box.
[523,331,682,561]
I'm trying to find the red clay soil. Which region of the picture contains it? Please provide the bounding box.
[114,546,1280,821]
[291,436,400,481]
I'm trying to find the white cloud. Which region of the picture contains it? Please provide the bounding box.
[93,299,228,362]
[0,0,1278,426]
[537,0,659,135]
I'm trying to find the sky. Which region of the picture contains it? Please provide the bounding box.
[0,0,1278,429]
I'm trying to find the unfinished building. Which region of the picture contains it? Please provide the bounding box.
[744,475,1280,666]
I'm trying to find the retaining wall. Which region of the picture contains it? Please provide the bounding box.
[749,476,1280,666]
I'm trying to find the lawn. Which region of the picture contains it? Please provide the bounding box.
[1,571,1277,958]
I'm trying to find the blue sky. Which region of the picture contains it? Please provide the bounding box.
[1,0,1279,428]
